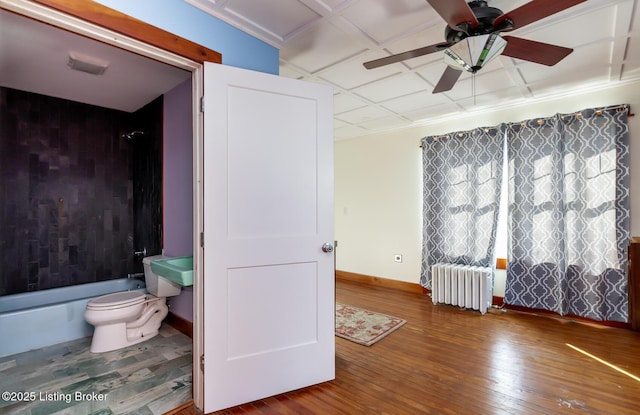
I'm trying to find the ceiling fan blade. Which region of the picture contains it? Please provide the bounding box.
[363,42,450,69]
[494,0,586,31]
[501,36,573,66]
[433,66,463,93]
[426,0,479,30]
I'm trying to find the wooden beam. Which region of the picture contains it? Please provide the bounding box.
[30,0,221,64]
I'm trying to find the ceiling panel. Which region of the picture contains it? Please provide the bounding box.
[334,93,369,114]
[359,114,413,131]
[318,55,399,90]
[321,0,351,10]
[517,42,614,84]
[404,102,462,122]
[352,73,429,102]
[336,105,393,124]
[340,0,435,44]
[279,64,305,80]
[318,50,402,90]
[225,0,321,39]
[381,89,450,113]
[279,20,368,73]
[512,4,617,48]
[624,36,640,72]
[7,0,638,141]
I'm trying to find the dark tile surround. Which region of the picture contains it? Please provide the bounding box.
[0,87,162,295]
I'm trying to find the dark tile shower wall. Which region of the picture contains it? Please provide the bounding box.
[0,87,162,296]
[130,96,163,273]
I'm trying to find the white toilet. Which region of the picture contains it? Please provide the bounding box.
[85,255,182,353]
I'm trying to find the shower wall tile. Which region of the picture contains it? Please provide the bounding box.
[0,87,160,296]
[131,96,164,273]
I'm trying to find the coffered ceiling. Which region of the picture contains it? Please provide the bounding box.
[186,0,640,139]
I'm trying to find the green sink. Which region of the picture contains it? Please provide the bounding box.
[150,256,193,287]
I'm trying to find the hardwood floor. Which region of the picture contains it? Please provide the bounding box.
[179,278,640,415]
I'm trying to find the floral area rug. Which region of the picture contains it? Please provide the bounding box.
[335,303,406,346]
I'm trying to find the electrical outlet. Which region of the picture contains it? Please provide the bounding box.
[394,254,403,263]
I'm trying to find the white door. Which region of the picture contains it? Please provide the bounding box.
[202,62,335,413]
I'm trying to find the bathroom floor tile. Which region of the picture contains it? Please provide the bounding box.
[0,324,192,415]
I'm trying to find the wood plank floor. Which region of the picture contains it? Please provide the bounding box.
[0,324,192,414]
[180,278,640,415]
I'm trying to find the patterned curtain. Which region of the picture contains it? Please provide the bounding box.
[420,126,504,289]
[504,106,630,322]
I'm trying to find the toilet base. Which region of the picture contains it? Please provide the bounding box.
[89,324,162,353]
[88,297,168,353]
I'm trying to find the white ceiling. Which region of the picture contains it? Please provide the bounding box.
[0,9,191,113]
[187,0,640,140]
[2,1,639,140]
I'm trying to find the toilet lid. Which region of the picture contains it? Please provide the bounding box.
[87,291,146,309]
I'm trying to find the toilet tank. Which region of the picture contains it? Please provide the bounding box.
[142,255,182,297]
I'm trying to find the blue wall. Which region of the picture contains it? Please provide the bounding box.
[93,0,280,322]
[95,0,279,74]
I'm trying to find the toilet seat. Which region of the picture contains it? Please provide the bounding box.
[87,291,146,310]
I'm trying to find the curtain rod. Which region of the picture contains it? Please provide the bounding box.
[557,104,633,120]
[510,104,633,127]
[419,104,634,148]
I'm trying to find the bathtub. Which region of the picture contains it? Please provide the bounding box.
[0,279,146,358]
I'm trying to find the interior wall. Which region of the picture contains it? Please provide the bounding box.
[94,0,279,75]
[0,87,134,295]
[335,80,640,292]
[163,80,192,258]
[335,131,423,283]
[163,79,194,321]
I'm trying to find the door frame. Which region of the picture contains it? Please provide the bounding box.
[1,0,216,409]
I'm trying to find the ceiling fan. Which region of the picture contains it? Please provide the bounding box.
[363,0,586,93]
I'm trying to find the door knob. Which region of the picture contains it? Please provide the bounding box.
[322,242,334,253]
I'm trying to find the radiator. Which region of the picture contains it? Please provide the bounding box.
[431,263,492,315]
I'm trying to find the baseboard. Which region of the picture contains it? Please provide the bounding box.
[336,270,425,294]
[501,303,631,329]
[426,290,504,307]
[163,400,195,415]
[165,311,193,339]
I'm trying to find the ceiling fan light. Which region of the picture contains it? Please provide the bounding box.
[443,49,472,72]
[444,34,507,73]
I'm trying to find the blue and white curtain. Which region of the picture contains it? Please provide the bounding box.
[504,106,630,322]
[420,126,504,289]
